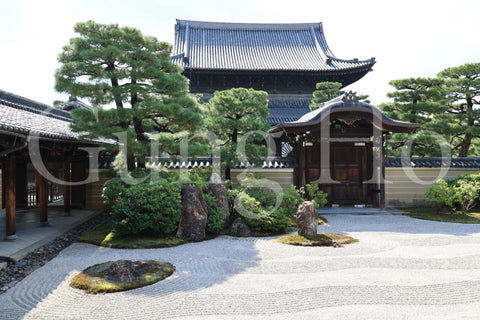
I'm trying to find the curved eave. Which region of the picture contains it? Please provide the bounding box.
[175,60,375,74]
[269,102,420,135]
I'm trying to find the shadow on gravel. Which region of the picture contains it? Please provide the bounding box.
[0,235,261,320]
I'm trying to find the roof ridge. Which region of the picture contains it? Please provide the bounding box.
[176,19,323,31]
[0,89,73,122]
[385,157,480,168]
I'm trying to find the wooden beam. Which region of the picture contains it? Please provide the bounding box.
[6,156,16,239]
[36,170,48,226]
[63,158,71,215]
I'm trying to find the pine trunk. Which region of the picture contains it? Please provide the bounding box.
[459,132,472,157]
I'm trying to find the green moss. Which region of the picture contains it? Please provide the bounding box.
[318,215,328,224]
[70,260,175,294]
[275,233,358,247]
[79,220,187,249]
[401,207,480,224]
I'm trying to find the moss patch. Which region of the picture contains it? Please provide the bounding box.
[79,220,187,249]
[70,260,175,294]
[401,207,480,224]
[275,233,358,247]
[318,215,328,225]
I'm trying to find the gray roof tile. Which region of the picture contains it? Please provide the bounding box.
[0,90,80,141]
[266,95,311,124]
[385,157,480,168]
[146,157,293,169]
[172,20,375,72]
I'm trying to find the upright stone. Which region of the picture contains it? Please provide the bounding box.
[176,187,208,242]
[296,201,318,237]
[207,183,230,226]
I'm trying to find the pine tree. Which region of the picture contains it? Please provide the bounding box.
[55,21,202,169]
[310,81,370,111]
[310,82,344,111]
[382,78,447,156]
[438,63,480,157]
[204,88,270,180]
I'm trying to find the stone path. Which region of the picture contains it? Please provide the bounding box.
[1,213,480,319]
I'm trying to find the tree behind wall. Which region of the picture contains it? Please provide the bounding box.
[310,81,370,111]
[381,78,447,157]
[55,20,203,170]
[383,64,480,157]
[204,88,270,181]
[309,82,344,111]
[438,63,480,157]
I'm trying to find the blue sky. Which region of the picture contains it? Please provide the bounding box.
[0,0,479,106]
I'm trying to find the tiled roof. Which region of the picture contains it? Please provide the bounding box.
[172,19,375,72]
[0,90,80,141]
[0,90,72,122]
[63,96,93,112]
[146,157,293,169]
[386,157,480,168]
[270,92,420,134]
[266,95,311,124]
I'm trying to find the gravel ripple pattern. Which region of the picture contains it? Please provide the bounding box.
[1,213,480,319]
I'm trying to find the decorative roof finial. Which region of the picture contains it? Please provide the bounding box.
[342,91,359,102]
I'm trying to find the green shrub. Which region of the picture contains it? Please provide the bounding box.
[425,179,458,210]
[243,208,290,234]
[280,185,303,215]
[304,184,328,209]
[227,188,239,214]
[111,180,183,236]
[455,177,480,212]
[233,188,289,234]
[238,175,277,208]
[425,172,480,212]
[447,172,480,186]
[204,193,224,234]
[102,177,130,206]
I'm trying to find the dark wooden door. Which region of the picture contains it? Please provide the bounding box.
[332,145,365,204]
[304,143,371,205]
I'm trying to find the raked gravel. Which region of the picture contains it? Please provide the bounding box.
[1,213,480,319]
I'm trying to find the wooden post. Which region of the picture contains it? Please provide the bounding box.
[380,135,386,209]
[6,156,16,239]
[36,169,48,226]
[297,141,306,188]
[63,158,71,215]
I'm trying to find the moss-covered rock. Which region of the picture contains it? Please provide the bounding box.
[275,233,358,247]
[70,260,175,294]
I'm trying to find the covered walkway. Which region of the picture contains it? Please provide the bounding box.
[0,209,99,267]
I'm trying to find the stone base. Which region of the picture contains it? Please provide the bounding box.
[5,234,17,241]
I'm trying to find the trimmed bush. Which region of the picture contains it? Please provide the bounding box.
[231,178,290,234]
[425,172,480,212]
[243,208,290,234]
[102,177,129,207]
[304,184,328,209]
[425,179,458,211]
[204,193,224,234]
[111,180,183,236]
[281,185,304,215]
